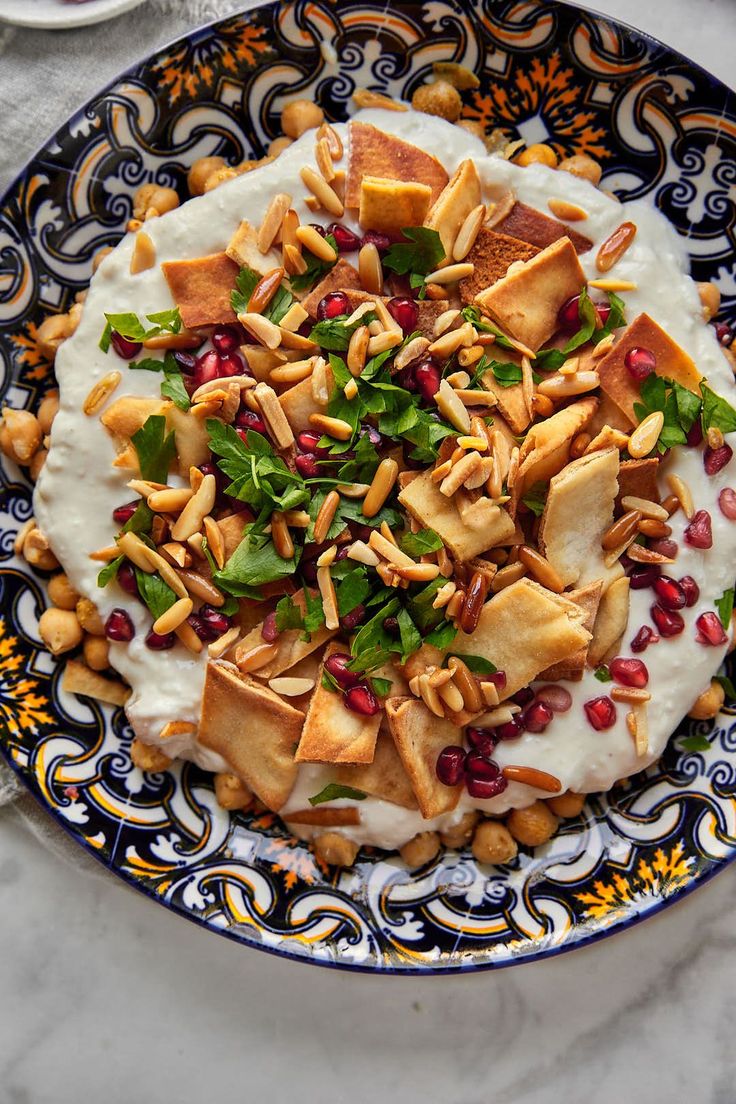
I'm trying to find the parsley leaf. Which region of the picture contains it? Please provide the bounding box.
[97,556,123,588]
[350,598,401,671]
[397,608,422,662]
[207,421,308,514]
[591,290,626,346]
[309,312,377,352]
[334,434,380,484]
[214,526,301,594]
[288,235,338,294]
[135,568,177,620]
[563,285,597,353]
[274,595,305,632]
[399,528,443,558]
[460,306,518,350]
[230,266,294,324]
[488,361,523,388]
[407,576,447,633]
[679,734,712,753]
[335,565,370,617]
[308,783,367,806]
[371,676,393,697]
[594,665,612,682]
[306,489,402,543]
[161,371,191,410]
[131,415,176,483]
[716,673,736,699]
[383,227,444,277]
[122,501,154,535]
[700,383,736,435]
[301,586,326,640]
[445,652,496,674]
[521,484,547,517]
[102,308,182,348]
[715,587,735,629]
[425,620,457,648]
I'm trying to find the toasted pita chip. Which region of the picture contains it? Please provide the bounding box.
[615,458,660,508]
[597,313,703,426]
[295,643,381,764]
[359,176,432,235]
[493,200,592,254]
[475,238,586,352]
[587,576,631,667]
[100,395,168,445]
[166,405,211,471]
[424,159,481,257]
[198,663,302,810]
[284,806,361,827]
[334,731,419,809]
[217,511,251,560]
[278,363,334,432]
[398,471,515,560]
[162,252,239,329]
[343,289,450,339]
[480,351,531,434]
[444,579,590,697]
[538,447,620,587]
[226,220,280,272]
[385,697,462,818]
[235,589,337,679]
[514,397,598,500]
[458,228,540,305]
[62,659,130,707]
[301,258,363,317]
[540,580,603,681]
[345,122,448,208]
[584,424,630,455]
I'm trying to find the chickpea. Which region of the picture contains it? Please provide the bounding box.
[203,166,239,193]
[557,154,602,186]
[37,390,59,435]
[48,573,80,611]
[456,119,486,142]
[516,143,558,169]
[688,679,725,720]
[268,136,293,158]
[132,183,179,221]
[67,301,83,336]
[22,527,59,571]
[83,634,110,672]
[38,607,83,655]
[130,737,171,772]
[214,772,253,811]
[440,810,480,850]
[187,156,227,197]
[697,281,721,323]
[281,99,324,139]
[313,831,359,867]
[91,247,113,274]
[76,597,105,636]
[507,801,558,848]
[37,313,73,360]
[472,820,518,865]
[547,791,586,819]
[29,448,47,482]
[399,831,441,869]
[411,80,462,123]
[0,408,42,465]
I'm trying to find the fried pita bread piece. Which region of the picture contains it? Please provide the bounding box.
[278,361,334,431]
[216,511,251,560]
[586,391,633,437]
[398,471,515,560]
[538,447,620,588]
[514,397,598,501]
[334,731,419,810]
[615,458,660,509]
[100,395,168,450]
[343,289,450,339]
[162,252,239,329]
[492,200,592,254]
[301,258,363,317]
[458,228,540,305]
[480,350,532,434]
[475,238,586,352]
[197,662,301,811]
[166,404,211,470]
[235,589,337,679]
[359,176,432,235]
[596,313,703,426]
[295,643,381,764]
[345,122,448,208]
[284,806,361,827]
[584,425,630,455]
[385,697,462,818]
[424,159,481,258]
[587,576,631,667]
[226,220,280,272]
[539,580,603,681]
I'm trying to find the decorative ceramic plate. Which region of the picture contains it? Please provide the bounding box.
[0,0,148,30]
[1,0,735,974]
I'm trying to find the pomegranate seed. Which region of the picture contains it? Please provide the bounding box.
[535,684,572,712]
[596,302,611,325]
[584,696,617,730]
[218,351,245,377]
[684,510,713,549]
[557,294,582,331]
[361,230,392,253]
[486,670,507,691]
[110,332,141,360]
[295,453,319,478]
[467,774,508,799]
[687,421,703,447]
[609,656,649,688]
[382,615,399,635]
[718,488,736,520]
[112,500,139,526]
[117,562,138,596]
[199,606,231,635]
[297,431,322,452]
[327,223,361,252]
[308,223,327,238]
[512,687,534,707]
[344,684,380,716]
[652,575,686,610]
[212,325,242,354]
[466,727,498,756]
[105,608,135,642]
[324,652,360,689]
[704,443,733,475]
[678,575,700,607]
[317,291,349,321]
[651,603,685,636]
[648,538,679,559]
[145,629,176,650]
[695,611,728,646]
[261,611,279,643]
[173,351,197,374]
[495,718,524,740]
[631,625,659,653]
[628,564,662,589]
[188,614,217,643]
[714,321,733,346]
[236,409,268,435]
[522,700,553,733]
[624,346,656,382]
[465,752,502,781]
[387,297,418,334]
[414,357,442,403]
[301,560,318,585]
[340,604,366,632]
[360,425,383,448]
[436,745,467,787]
[191,349,222,389]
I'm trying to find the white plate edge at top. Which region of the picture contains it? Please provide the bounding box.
[0,0,148,29]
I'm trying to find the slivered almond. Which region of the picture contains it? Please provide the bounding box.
[238,312,282,349]
[284,243,307,276]
[367,329,403,357]
[428,321,476,358]
[258,193,292,252]
[611,686,652,703]
[536,371,600,398]
[236,641,279,672]
[418,673,445,718]
[347,540,380,566]
[208,625,241,659]
[453,204,486,261]
[130,230,156,274]
[270,359,315,385]
[159,541,191,569]
[317,565,339,629]
[368,530,414,568]
[439,451,482,496]
[255,382,295,448]
[316,122,343,160]
[143,548,189,599]
[315,137,335,182]
[268,676,316,697]
[588,278,637,292]
[435,378,471,434]
[389,562,440,582]
[352,88,407,111]
[666,473,694,519]
[279,301,309,333]
[117,531,156,572]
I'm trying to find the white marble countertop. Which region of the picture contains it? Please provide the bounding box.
[1,1,735,1101]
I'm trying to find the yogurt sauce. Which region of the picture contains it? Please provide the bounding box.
[35,109,736,848]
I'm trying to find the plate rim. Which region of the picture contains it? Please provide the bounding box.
[0,0,149,31]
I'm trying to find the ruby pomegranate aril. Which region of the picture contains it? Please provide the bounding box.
[112,500,139,525]
[324,652,360,690]
[678,575,700,607]
[199,606,231,636]
[191,349,222,389]
[117,562,138,596]
[584,696,617,731]
[436,745,467,787]
[414,358,442,404]
[522,700,553,733]
[695,611,728,646]
[466,774,508,800]
[511,687,534,707]
[301,560,318,585]
[652,575,686,611]
[340,604,366,631]
[188,614,219,643]
[631,625,659,653]
[557,294,582,332]
[486,670,508,691]
[212,325,241,354]
[297,431,322,453]
[361,230,392,253]
[495,718,524,740]
[236,409,268,435]
[382,615,399,635]
[648,538,679,560]
[714,321,733,347]
[344,683,380,716]
[687,421,703,447]
[173,351,197,375]
[261,611,279,643]
[387,296,418,334]
[628,564,662,590]
[110,332,141,360]
[327,222,361,252]
[651,603,685,637]
[466,727,498,756]
[316,291,350,321]
[704,443,733,475]
[145,629,176,650]
[535,684,572,712]
[718,488,736,520]
[465,752,502,782]
[684,509,713,549]
[105,608,135,642]
[624,346,656,383]
[295,453,320,478]
[609,656,649,688]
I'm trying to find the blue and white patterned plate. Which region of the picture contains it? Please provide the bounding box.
[1,0,735,973]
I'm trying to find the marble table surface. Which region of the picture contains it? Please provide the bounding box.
[1,1,735,1100]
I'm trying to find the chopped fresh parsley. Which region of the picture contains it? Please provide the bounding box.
[207,421,308,514]
[122,501,154,535]
[306,488,402,543]
[309,311,377,352]
[274,595,305,632]
[521,485,547,517]
[308,783,367,806]
[716,673,736,699]
[131,351,190,410]
[594,665,612,682]
[700,383,736,436]
[131,415,176,483]
[383,227,444,278]
[398,528,443,558]
[135,568,177,620]
[397,607,422,662]
[213,526,301,595]
[460,305,517,350]
[715,587,735,629]
[678,734,712,753]
[97,556,123,588]
[335,565,371,617]
[425,620,457,648]
[99,308,182,352]
[488,360,523,388]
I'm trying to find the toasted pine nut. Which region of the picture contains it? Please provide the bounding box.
[174,568,224,606]
[175,620,203,654]
[501,765,562,793]
[83,371,121,416]
[418,673,445,718]
[147,487,194,513]
[389,562,441,582]
[536,371,600,398]
[665,474,694,519]
[621,495,669,521]
[454,389,497,408]
[547,198,588,222]
[596,220,637,272]
[237,642,279,673]
[638,518,671,538]
[452,204,486,261]
[440,451,482,497]
[437,679,464,713]
[269,359,315,385]
[601,510,642,551]
[588,278,637,292]
[317,565,339,629]
[163,538,191,569]
[447,657,483,713]
[152,596,193,636]
[300,166,343,216]
[313,490,340,545]
[258,193,292,252]
[368,530,414,568]
[143,330,202,351]
[117,531,156,572]
[171,474,216,542]
[308,413,353,441]
[358,242,383,295]
[445,589,466,620]
[424,262,474,284]
[570,431,591,459]
[284,243,307,276]
[347,325,370,377]
[271,512,295,559]
[629,411,664,458]
[296,225,338,262]
[517,546,564,593]
[247,266,286,315]
[362,458,399,518]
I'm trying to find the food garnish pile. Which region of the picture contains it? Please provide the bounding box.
[8,73,736,870]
